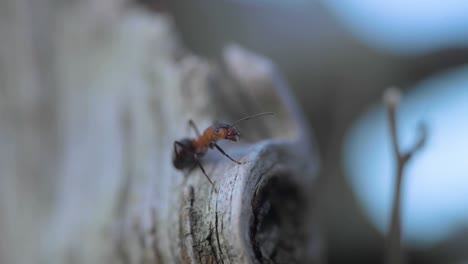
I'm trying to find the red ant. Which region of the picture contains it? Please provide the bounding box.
[173,112,274,192]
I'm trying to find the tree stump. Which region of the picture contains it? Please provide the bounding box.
[0,2,321,263]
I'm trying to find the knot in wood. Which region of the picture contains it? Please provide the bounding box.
[250,174,307,263]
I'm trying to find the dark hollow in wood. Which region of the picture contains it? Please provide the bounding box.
[250,174,307,263]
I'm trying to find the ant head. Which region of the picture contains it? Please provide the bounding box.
[226,127,241,142]
[213,112,273,142]
[214,123,240,142]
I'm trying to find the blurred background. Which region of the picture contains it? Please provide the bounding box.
[142,0,468,263]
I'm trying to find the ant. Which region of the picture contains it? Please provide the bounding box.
[173,112,274,192]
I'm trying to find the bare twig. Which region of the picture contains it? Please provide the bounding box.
[384,87,427,264]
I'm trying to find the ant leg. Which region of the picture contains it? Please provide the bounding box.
[214,143,242,164]
[188,119,201,138]
[194,155,218,193]
[174,141,180,155]
[174,141,187,157]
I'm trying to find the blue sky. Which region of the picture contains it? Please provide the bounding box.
[322,0,468,53]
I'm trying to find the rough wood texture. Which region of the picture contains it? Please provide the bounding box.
[0,1,320,263]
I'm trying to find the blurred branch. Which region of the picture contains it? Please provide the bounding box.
[384,87,427,264]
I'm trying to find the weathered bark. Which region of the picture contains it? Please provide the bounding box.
[0,1,320,263]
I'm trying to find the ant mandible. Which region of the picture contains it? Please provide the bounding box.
[172,112,274,192]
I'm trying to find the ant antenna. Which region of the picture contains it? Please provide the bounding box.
[230,112,274,127]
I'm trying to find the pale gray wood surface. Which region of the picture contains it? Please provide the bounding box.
[0,1,320,263]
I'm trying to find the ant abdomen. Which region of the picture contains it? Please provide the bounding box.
[173,138,196,170]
